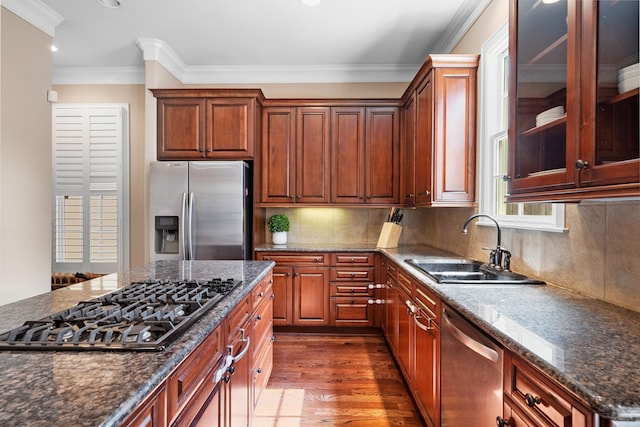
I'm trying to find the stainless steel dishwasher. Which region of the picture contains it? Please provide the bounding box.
[441,304,504,426]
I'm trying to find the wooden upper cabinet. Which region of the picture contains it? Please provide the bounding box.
[205,98,255,158]
[331,107,366,204]
[152,89,263,161]
[402,93,417,205]
[508,0,639,202]
[261,107,296,204]
[156,97,206,159]
[296,107,331,203]
[366,107,400,204]
[331,106,400,205]
[402,54,478,207]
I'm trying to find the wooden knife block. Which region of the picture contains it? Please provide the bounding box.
[376,222,402,248]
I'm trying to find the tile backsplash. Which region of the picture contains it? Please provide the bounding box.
[265,201,640,312]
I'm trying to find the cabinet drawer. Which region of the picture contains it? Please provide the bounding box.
[331,253,375,266]
[330,297,374,326]
[167,325,222,420]
[397,269,413,296]
[252,274,273,310]
[227,294,251,341]
[330,283,374,297]
[257,252,329,266]
[253,337,273,407]
[506,355,574,427]
[253,295,273,356]
[330,267,375,281]
[414,281,440,322]
[385,260,398,281]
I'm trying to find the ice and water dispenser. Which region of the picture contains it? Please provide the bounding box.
[154,216,179,254]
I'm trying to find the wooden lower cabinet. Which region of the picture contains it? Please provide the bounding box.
[383,263,441,427]
[122,273,273,427]
[123,385,167,427]
[503,352,595,427]
[255,252,330,327]
[293,266,330,326]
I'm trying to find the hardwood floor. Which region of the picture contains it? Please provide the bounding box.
[254,332,424,426]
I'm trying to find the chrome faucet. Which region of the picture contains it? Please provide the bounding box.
[461,214,511,271]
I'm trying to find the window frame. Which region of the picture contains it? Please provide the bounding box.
[479,22,566,233]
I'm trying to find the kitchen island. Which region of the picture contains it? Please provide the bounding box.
[256,243,640,423]
[0,260,274,427]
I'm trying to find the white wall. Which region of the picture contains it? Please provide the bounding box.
[0,8,53,304]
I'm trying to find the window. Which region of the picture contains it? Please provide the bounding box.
[479,23,565,232]
[52,104,129,273]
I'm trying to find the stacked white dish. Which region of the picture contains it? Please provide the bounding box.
[536,106,565,127]
[618,63,639,94]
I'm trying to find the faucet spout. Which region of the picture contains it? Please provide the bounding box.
[461,213,501,248]
[462,214,509,270]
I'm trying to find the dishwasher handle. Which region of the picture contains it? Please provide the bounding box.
[443,308,500,363]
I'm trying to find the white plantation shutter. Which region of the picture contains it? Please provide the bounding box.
[52,104,129,274]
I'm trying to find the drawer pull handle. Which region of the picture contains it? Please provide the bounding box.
[496,416,511,427]
[525,393,541,407]
[258,292,264,298]
[256,315,262,321]
[270,293,275,300]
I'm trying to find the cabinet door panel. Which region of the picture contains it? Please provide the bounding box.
[271,267,291,326]
[296,107,330,203]
[331,107,366,203]
[205,98,253,158]
[414,317,439,427]
[293,266,329,326]
[366,107,400,204]
[415,74,433,205]
[402,93,417,205]
[432,68,476,204]
[157,98,206,160]
[261,107,295,203]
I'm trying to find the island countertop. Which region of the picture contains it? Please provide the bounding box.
[256,243,640,421]
[0,260,274,427]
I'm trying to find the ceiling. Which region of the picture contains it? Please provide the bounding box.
[11,0,488,85]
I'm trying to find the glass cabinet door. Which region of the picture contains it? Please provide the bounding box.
[581,0,639,186]
[510,0,576,193]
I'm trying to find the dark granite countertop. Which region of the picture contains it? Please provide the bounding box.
[256,243,640,421]
[0,260,274,427]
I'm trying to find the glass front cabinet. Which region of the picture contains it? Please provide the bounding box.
[508,0,639,202]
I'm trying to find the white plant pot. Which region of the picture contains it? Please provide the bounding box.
[272,231,287,245]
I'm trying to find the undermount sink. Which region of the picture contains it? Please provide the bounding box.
[405,258,545,285]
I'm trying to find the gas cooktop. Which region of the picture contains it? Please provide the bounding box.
[0,277,241,351]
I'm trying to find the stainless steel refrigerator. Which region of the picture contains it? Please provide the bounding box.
[150,161,252,261]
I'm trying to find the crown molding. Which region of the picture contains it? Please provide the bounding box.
[433,0,491,54]
[52,66,144,85]
[1,0,64,37]
[136,37,418,84]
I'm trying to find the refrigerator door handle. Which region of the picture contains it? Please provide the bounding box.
[187,192,195,260]
[180,192,188,260]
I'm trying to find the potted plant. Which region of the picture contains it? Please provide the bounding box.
[268,214,290,245]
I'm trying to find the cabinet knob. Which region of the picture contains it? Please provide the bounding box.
[350,299,355,304]
[496,416,511,427]
[257,368,263,374]
[256,315,262,320]
[270,293,275,300]
[525,393,542,407]
[575,159,590,170]
[502,175,511,182]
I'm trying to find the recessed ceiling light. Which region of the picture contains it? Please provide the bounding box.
[301,0,321,6]
[97,0,121,8]
[51,45,58,52]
